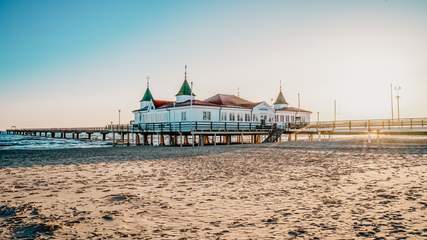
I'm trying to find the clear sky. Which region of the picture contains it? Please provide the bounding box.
[1,0,427,129]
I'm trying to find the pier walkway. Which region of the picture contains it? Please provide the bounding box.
[5,117,427,146]
[301,117,427,135]
[5,122,280,146]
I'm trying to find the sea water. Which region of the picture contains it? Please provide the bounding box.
[0,132,111,150]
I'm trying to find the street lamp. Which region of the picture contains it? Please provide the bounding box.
[334,100,337,122]
[190,80,194,147]
[394,86,402,120]
[118,109,121,126]
[390,83,394,120]
[111,121,115,146]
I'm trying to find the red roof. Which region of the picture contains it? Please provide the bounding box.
[205,94,256,108]
[158,99,218,109]
[276,106,311,113]
[153,99,173,108]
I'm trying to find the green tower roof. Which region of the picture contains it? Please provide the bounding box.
[141,87,153,102]
[176,79,195,96]
[274,90,288,105]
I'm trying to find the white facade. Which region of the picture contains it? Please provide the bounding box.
[134,100,310,126]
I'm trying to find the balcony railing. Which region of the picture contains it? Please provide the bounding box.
[135,121,285,133]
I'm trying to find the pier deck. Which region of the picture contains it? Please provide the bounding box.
[5,118,427,146]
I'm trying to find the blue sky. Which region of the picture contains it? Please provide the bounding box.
[1,0,182,79]
[1,0,427,129]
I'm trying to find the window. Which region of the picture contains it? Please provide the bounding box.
[245,113,250,121]
[291,116,295,122]
[181,112,187,121]
[221,112,227,121]
[237,114,243,121]
[280,115,284,122]
[286,115,289,122]
[203,111,211,121]
[229,113,235,121]
[253,114,259,122]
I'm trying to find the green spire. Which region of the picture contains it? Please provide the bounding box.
[175,65,195,96]
[141,88,153,102]
[141,76,154,102]
[274,81,288,105]
[274,91,288,105]
[176,79,195,96]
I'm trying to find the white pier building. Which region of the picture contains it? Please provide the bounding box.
[133,67,311,132]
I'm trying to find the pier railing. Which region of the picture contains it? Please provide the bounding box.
[306,117,427,131]
[9,127,110,132]
[135,121,282,133]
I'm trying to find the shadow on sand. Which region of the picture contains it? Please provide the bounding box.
[0,145,249,168]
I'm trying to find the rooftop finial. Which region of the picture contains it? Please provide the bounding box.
[280,80,282,92]
[146,76,150,88]
[237,87,240,97]
[184,65,187,81]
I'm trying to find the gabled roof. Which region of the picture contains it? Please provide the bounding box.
[176,80,195,96]
[276,106,311,113]
[141,87,154,102]
[205,94,257,108]
[274,91,288,105]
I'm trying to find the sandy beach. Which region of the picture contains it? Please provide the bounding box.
[1,138,426,239]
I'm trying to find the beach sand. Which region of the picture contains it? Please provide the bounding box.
[0,138,426,239]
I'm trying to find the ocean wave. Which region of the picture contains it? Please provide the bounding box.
[0,133,110,150]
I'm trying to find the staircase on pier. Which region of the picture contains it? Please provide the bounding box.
[263,128,286,143]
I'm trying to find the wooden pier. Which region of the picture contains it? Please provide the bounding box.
[5,122,280,146]
[286,117,427,141]
[301,117,427,135]
[5,117,427,147]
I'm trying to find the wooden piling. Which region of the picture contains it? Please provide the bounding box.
[200,135,204,146]
[135,134,140,145]
[160,134,165,146]
[143,134,148,145]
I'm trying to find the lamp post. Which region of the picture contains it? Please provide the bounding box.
[118,109,121,126]
[390,83,394,120]
[111,121,115,146]
[316,112,321,141]
[334,100,337,122]
[297,92,301,123]
[394,86,402,120]
[190,81,194,147]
